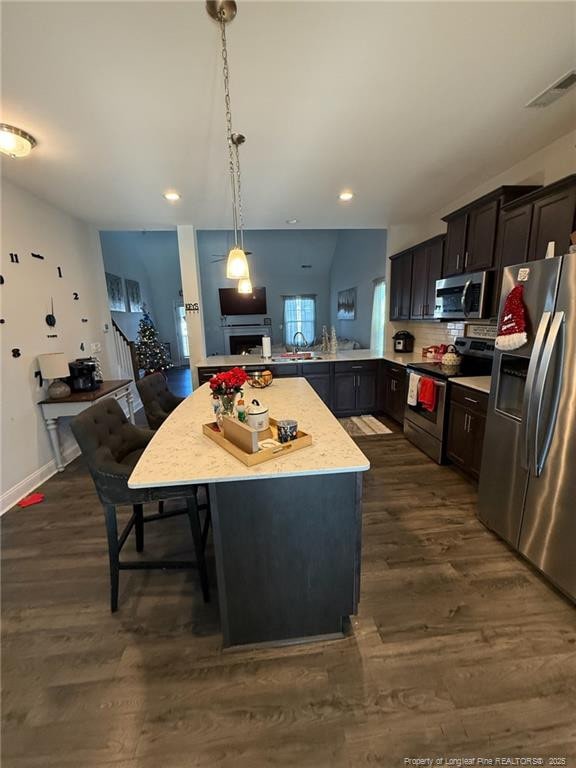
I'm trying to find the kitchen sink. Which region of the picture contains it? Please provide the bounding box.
[271,353,323,362]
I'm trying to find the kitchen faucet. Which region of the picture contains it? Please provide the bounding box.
[292,331,309,351]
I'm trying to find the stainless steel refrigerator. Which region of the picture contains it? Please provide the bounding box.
[478,254,576,602]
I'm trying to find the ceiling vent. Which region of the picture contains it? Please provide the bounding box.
[526,70,576,108]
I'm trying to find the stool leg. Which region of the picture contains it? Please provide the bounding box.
[158,500,165,515]
[103,504,120,613]
[133,504,144,553]
[186,496,210,603]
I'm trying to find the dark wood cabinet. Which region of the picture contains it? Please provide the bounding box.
[527,182,576,262]
[379,362,407,424]
[389,250,413,321]
[333,361,379,416]
[466,198,499,271]
[443,212,468,276]
[303,368,332,409]
[492,203,533,317]
[442,185,541,278]
[446,384,488,480]
[410,236,444,319]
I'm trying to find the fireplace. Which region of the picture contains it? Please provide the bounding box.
[229,335,263,355]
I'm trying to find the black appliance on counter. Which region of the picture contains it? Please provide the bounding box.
[403,337,495,464]
[69,358,100,392]
[392,330,415,353]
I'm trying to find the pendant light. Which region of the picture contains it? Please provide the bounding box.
[237,277,253,294]
[207,0,251,287]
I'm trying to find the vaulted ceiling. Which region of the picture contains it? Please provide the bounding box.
[2,1,575,229]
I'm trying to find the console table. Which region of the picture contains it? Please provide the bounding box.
[39,380,134,472]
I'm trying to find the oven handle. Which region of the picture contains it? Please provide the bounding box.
[460,279,472,317]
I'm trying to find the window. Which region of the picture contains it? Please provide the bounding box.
[283,295,316,346]
[370,279,386,355]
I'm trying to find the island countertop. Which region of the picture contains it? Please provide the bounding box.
[129,377,370,489]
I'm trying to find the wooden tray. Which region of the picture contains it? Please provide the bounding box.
[203,417,312,466]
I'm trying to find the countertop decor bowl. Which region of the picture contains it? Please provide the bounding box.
[249,370,274,388]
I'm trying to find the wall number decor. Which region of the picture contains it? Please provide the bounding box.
[12,348,21,358]
[185,302,200,313]
[73,292,79,300]
[57,266,63,278]
[31,252,44,260]
[0,319,5,324]
[0,275,4,284]
[81,318,88,323]
[10,253,19,264]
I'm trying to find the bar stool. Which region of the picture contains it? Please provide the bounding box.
[136,372,184,430]
[71,398,210,612]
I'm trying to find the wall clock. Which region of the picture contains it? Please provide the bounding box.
[45,298,56,327]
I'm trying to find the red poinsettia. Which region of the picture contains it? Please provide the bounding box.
[208,367,249,396]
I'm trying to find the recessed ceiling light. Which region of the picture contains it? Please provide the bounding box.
[286,218,299,225]
[0,124,37,158]
[338,191,354,202]
[163,191,181,202]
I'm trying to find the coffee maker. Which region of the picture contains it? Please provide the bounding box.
[392,330,415,353]
[69,358,100,392]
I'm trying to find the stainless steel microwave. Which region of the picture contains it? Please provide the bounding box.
[434,270,493,320]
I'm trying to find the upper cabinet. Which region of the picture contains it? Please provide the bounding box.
[442,186,540,278]
[527,178,576,261]
[410,235,444,320]
[389,249,413,321]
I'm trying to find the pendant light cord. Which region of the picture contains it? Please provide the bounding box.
[219,12,243,249]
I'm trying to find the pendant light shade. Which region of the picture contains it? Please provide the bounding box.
[226,247,250,279]
[237,276,253,294]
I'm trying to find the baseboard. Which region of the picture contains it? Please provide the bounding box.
[0,443,81,516]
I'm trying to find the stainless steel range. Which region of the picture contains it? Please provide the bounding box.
[403,337,495,463]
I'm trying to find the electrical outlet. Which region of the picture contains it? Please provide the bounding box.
[91,342,102,354]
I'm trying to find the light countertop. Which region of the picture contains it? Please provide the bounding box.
[129,378,370,489]
[195,350,424,368]
[450,376,492,395]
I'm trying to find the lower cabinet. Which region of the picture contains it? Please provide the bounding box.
[302,363,332,409]
[379,362,407,424]
[446,384,488,479]
[332,361,378,416]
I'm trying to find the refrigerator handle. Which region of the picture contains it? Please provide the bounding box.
[531,311,565,477]
[521,311,551,471]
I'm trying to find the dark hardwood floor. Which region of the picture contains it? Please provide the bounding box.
[165,366,193,398]
[2,432,576,767]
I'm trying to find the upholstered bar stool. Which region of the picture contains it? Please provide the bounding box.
[136,372,185,430]
[71,398,210,612]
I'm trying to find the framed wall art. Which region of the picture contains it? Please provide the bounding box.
[337,287,356,320]
[105,272,126,312]
[125,278,142,313]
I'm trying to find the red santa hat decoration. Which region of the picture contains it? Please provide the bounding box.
[495,284,528,351]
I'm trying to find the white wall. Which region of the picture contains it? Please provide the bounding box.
[329,229,387,348]
[1,180,112,512]
[386,129,576,349]
[100,231,184,363]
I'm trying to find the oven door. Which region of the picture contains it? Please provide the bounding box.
[434,271,492,320]
[404,377,447,440]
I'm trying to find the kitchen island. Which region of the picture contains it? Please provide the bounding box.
[129,377,370,648]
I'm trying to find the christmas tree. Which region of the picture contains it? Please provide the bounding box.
[136,309,172,374]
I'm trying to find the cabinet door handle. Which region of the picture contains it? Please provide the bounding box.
[456,254,460,271]
[351,366,363,370]
[391,380,396,392]
[464,251,469,270]
[463,413,469,432]
[464,396,478,405]
[390,367,400,373]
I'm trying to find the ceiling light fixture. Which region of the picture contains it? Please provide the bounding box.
[237,277,253,294]
[163,191,181,202]
[207,0,251,291]
[339,191,354,202]
[0,124,37,158]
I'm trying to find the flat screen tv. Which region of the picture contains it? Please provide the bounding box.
[219,287,267,315]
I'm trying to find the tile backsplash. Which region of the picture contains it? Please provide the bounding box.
[388,320,496,351]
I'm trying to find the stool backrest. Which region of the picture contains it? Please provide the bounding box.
[136,373,180,429]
